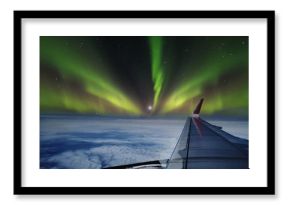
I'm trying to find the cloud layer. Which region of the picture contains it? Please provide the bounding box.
[40,115,248,169]
[40,116,185,168]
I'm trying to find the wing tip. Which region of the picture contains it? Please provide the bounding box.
[193,98,204,116]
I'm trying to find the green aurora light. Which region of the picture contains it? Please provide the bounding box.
[40,37,142,115]
[40,36,248,116]
[149,36,164,110]
[161,49,248,114]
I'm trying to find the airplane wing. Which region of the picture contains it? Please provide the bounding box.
[104,99,248,169]
[167,117,248,169]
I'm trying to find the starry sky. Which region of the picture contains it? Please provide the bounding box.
[40,36,248,116]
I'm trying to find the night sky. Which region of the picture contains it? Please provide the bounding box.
[40,36,248,116]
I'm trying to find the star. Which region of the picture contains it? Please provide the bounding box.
[147,105,152,111]
[80,42,84,48]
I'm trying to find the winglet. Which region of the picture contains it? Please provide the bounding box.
[192,98,204,117]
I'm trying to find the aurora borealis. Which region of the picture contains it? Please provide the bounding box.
[40,36,248,116]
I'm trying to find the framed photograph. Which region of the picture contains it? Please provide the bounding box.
[14,10,275,195]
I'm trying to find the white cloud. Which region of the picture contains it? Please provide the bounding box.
[40,116,248,168]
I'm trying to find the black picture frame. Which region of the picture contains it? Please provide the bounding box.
[14,10,275,195]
